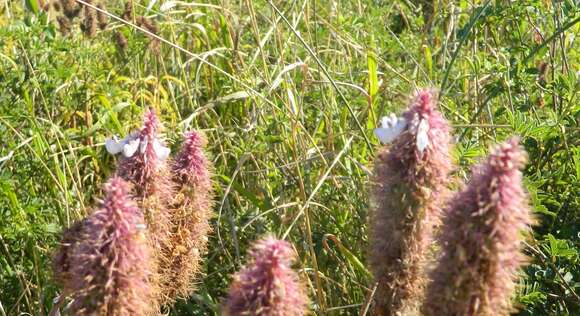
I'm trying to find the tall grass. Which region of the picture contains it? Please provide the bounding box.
[0,0,578,315]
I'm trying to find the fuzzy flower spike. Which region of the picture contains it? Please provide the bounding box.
[422,138,534,316]
[369,89,453,315]
[67,177,155,316]
[224,236,308,316]
[110,109,174,300]
[158,131,214,304]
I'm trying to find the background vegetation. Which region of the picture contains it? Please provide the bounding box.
[0,0,578,315]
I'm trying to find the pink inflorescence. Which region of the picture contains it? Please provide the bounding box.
[67,177,154,316]
[422,137,534,316]
[370,89,453,315]
[158,130,214,303]
[173,131,210,185]
[224,236,308,316]
[115,109,173,300]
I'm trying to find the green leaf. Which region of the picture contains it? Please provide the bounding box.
[547,234,577,260]
[367,50,379,101]
[25,0,40,14]
[423,44,433,78]
[367,37,379,130]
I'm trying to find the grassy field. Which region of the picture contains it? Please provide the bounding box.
[0,0,578,315]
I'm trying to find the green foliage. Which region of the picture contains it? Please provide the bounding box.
[0,1,578,315]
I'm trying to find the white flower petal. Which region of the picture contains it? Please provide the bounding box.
[392,118,407,136]
[139,138,148,154]
[389,113,398,125]
[381,116,392,128]
[157,146,170,160]
[416,119,430,153]
[375,127,398,144]
[375,115,407,144]
[153,139,170,160]
[105,137,123,155]
[122,139,140,157]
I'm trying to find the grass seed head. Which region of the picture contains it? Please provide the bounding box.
[96,4,108,30]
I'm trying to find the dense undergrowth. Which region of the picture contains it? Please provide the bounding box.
[0,0,578,315]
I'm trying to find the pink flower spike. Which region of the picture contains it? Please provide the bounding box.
[173,131,210,185]
[224,236,308,316]
[422,137,535,316]
[67,177,156,316]
[158,130,214,304]
[369,89,453,315]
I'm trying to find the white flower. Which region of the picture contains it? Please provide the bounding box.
[415,118,430,154]
[152,138,170,160]
[407,113,431,154]
[374,113,407,144]
[105,134,170,160]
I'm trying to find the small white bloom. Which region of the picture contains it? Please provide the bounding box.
[122,138,140,157]
[106,133,170,160]
[416,119,430,154]
[105,136,124,155]
[153,139,170,161]
[105,134,139,157]
[374,113,407,144]
[139,138,148,154]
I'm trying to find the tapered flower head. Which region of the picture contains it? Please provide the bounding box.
[158,131,214,304]
[224,236,308,316]
[113,109,171,190]
[422,138,534,316]
[370,89,453,315]
[173,131,211,186]
[107,109,174,301]
[67,177,155,316]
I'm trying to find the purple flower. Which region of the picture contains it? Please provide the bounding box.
[224,236,308,316]
[158,131,214,304]
[369,89,453,315]
[67,177,155,315]
[422,138,534,316]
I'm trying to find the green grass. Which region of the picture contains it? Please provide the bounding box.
[0,0,578,315]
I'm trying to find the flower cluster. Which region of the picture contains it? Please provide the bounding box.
[53,109,216,312]
[50,87,536,316]
[371,90,534,316]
